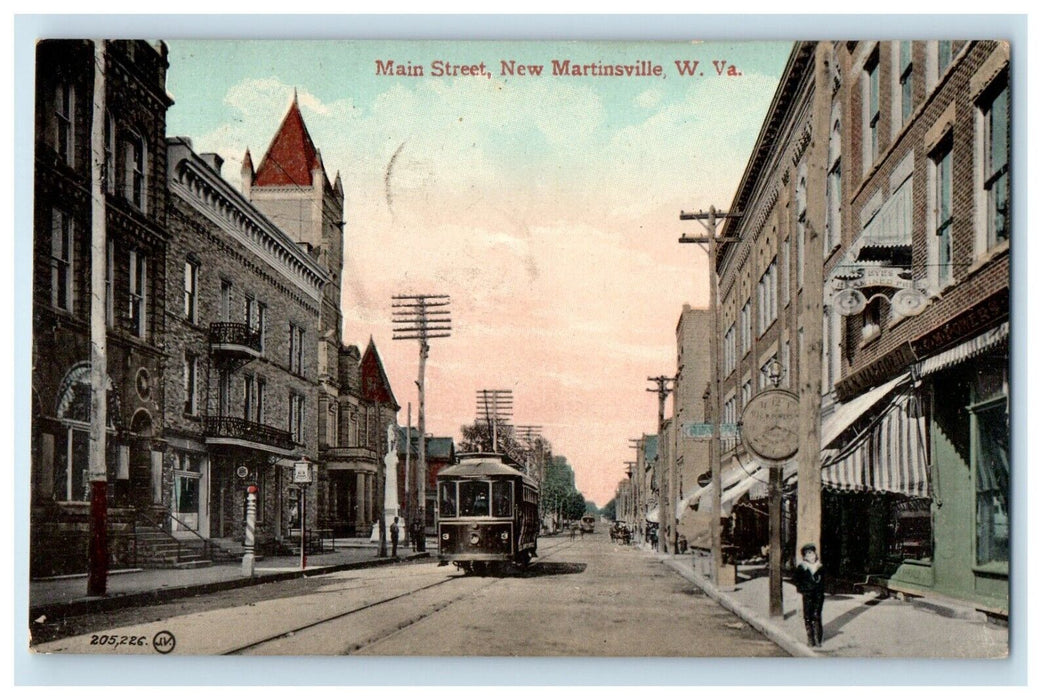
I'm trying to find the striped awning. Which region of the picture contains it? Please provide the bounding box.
[822,394,929,497]
[915,322,1008,378]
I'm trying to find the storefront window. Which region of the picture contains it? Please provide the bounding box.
[974,399,1009,566]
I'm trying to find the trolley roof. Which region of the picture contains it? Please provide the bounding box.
[438,457,539,489]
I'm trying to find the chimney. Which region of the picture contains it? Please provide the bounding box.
[200,152,224,176]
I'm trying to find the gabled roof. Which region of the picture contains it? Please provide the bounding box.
[360,338,398,408]
[254,93,326,188]
[396,428,456,460]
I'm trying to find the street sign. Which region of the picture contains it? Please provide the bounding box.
[740,389,799,462]
[293,461,313,484]
[681,422,740,440]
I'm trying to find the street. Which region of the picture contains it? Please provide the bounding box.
[32,527,785,657]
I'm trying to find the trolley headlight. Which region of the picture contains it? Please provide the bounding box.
[441,532,450,541]
[469,533,481,545]
[500,531,509,541]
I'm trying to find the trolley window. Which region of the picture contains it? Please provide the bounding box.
[492,481,513,517]
[439,481,457,517]
[459,480,490,517]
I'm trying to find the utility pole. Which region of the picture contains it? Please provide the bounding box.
[392,294,451,552]
[628,438,643,540]
[476,389,513,452]
[647,376,674,553]
[405,403,411,518]
[87,40,108,597]
[680,206,740,589]
[517,425,543,479]
[623,460,637,537]
[797,42,832,565]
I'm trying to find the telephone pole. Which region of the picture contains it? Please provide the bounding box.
[680,206,740,589]
[475,389,513,452]
[87,40,109,597]
[392,293,451,550]
[517,425,543,481]
[628,438,643,539]
[647,375,674,553]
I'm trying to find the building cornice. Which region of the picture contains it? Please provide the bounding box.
[168,139,328,305]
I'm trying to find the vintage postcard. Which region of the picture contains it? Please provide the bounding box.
[25,35,1013,664]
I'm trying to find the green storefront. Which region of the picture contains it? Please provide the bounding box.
[888,324,1009,616]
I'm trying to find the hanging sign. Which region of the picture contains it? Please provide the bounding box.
[740,389,800,462]
[293,460,313,484]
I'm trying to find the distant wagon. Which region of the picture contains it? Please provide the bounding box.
[580,514,596,533]
[436,453,540,575]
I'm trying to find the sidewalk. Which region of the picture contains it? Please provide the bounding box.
[30,538,432,619]
[658,549,1008,658]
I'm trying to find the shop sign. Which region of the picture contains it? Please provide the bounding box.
[740,389,799,462]
[293,460,313,484]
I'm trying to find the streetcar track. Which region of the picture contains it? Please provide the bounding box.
[226,538,577,655]
[346,539,576,655]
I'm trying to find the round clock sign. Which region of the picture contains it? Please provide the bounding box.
[740,389,800,462]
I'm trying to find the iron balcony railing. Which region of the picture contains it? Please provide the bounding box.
[203,415,295,451]
[209,322,262,353]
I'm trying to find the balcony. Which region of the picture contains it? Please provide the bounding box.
[209,322,261,360]
[203,415,295,454]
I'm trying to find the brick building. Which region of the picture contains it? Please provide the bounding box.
[707,41,1010,613]
[163,137,327,549]
[31,40,173,576]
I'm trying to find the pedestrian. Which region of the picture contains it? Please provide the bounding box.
[408,519,419,552]
[389,517,400,557]
[794,543,825,648]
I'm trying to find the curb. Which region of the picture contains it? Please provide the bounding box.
[660,555,817,658]
[30,552,430,622]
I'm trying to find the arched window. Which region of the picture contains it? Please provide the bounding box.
[795,162,808,288]
[826,108,843,255]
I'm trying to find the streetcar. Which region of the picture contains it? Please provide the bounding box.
[580,514,596,534]
[436,453,540,574]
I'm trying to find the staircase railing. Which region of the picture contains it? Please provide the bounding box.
[132,508,188,563]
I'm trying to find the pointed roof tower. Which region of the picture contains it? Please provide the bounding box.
[360,337,399,408]
[254,91,326,188]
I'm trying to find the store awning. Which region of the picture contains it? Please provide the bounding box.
[821,374,909,449]
[822,394,929,497]
[915,322,1008,378]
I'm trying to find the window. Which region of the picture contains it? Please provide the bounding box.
[980,79,1010,251]
[53,426,89,502]
[740,301,752,354]
[864,51,881,169]
[827,116,843,255]
[741,380,752,409]
[938,41,954,78]
[723,323,737,378]
[244,295,256,329]
[183,352,198,415]
[50,208,73,311]
[243,373,255,421]
[54,82,75,166]
[972,367,1008,567]
[439,482,457,517]
[258,302,267,354]
[896,42,914,129]
[220,279,232,322]
[184,259,199,323]
[326,403,337,447]
[105,239,114,326]
[459,481,490,517]
[128,249,147,337]
[288,393,305,443]
[781,340,791,388]
[822,309,842,394]
[218,370,231,417]
[782,235,791,303]
[289,323,305,375]
[103,113,116,193]
[492,481,513,517]
[757,262,779,334]
[930,140,954,289]
[123,132,146,211]
[256,375,267,424]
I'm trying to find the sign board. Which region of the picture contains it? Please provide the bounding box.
[740,389,800,462]
[681,422,740,440]
[293,461,313,484]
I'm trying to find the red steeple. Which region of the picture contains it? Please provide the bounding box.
[254,91,324,187]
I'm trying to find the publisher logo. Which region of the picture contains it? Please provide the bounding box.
[152,630,176,654]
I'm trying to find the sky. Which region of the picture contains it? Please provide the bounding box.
[164,39,793,505]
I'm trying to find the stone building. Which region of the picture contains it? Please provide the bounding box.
[709,41,1010,614]
[163,137,327,549]
[31,40,173,576]
[240,97,399,538]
